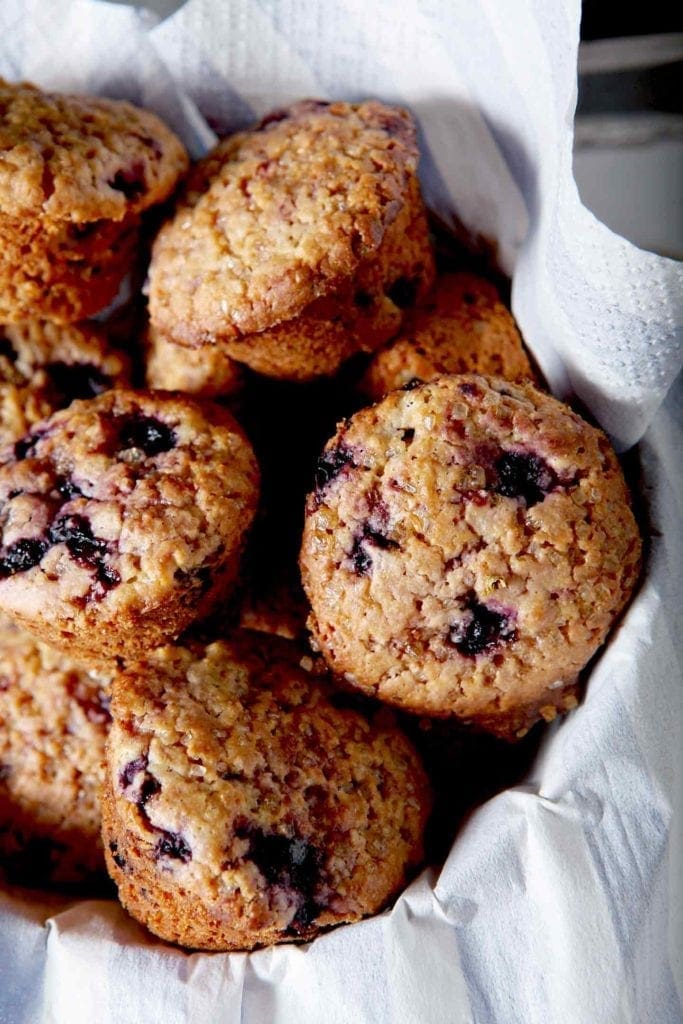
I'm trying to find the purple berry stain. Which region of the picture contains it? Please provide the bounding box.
[119,755,161,809]
[494,451,557,507]
[55,476,83,500]
[240,826,323,931]
[119,755,149,791]
[107,162,146,201]
[349,495,399,577]
[49,514,106,563]
[154,831,192,863]
[13,433,42,461]
[350,524,399,577]
[108,840,127,871]
[118,415,176,457]
[314,444,355,494]
[0,538,49,579]
[48,514,120,593]
[449,595,515,657]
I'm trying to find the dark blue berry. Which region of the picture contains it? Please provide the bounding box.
[108,840,127,871]
[107,163,146,201]
[118,415,176,457]
[288,895,324,934]
[154,831,192,863]
[55,476,82,500]
[449,597,515,657]
[47,513,120,593]
[349,523,399,577]
[350,536,373,575]
[119,755,148,790]
[74,688,111,725]
[241,827,320,899]
[494,451,557,507]
[0,538,49,578]
[93,564,121,595]
[13,433,42,461]
[49,514,106,563]
[138,774,161,806]
[314,444,355,493]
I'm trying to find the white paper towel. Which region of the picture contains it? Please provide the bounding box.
[0,1,681,1022]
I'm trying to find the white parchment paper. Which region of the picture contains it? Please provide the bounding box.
[0,1,681,1021]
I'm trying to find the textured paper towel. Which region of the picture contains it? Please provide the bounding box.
[0,1,681,1022]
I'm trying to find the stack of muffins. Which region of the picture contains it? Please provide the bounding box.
[0,82,642,951]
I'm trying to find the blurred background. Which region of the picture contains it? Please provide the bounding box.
[575,2,682,258]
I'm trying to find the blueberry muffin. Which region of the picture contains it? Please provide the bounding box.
[0,78,188,323]
[102,633,430,951]
[300,375,642,739]
[0,390,259,661]
[0,319,131,448]
[148,100,435,381]
[360,272,534,401]
[0,614,112,887]
[145,323,244,399]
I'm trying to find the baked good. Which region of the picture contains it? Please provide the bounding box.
[145,323,244,399]
[360,271,535,400]
[148,100,435,381]
[0,319,131,448]
[0,614,111,887]
[0,78,188,322]
[102,633,430,950]
[0,390,259,661]
[300,374,642,738]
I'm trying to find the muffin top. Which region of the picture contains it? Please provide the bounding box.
[0,78,188,222]
[301,374,642,736]
[148,100,421,342]
[105,632,430,946]
[0,389,259,656]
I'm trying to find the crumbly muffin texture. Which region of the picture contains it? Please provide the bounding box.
[148,100,435,379]
[0,78,188,223]
[145,323,244,399]
[102,633,430,951]
[0,614,112,887]
[0,390,259,661]
[300,375,642,738]
[0,319,131,448]
[0,78,188,323]
[360,271,535,400]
